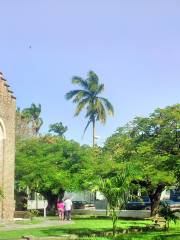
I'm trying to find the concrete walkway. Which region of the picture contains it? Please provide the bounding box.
[0,219,74,231]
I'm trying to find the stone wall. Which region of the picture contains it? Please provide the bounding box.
[0,72,16,221]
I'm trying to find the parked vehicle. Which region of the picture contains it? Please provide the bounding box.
[126,196,151,210]
[72,201,95,210]
[160,200,180,210]
[170,189,180,202]
[72,201,86,209]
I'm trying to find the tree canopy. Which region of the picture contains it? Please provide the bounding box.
[104,104,180,215]
[48,122,68,137]
[16,136,103,208]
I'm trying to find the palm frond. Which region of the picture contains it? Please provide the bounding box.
[66,90,91,101]
[85,104,96,118]
[38,117,43,127]
[95,99,107,124]
[72,76,89,90]
[65,90,82,100]
[88,71,99,85]
[74,98,89,116]
[21,109,32,120]
[72,91,91,103]
[83,118,92,138]
[96,84,104,94]
[99,97,114,116]
[31,103,41,118]
[87,71,100,93]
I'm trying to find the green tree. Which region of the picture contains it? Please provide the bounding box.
[65,71,114,146]
[105,104,180,216]
[22,103,43,135]
[48,122,68,137]
[16,136,98,210]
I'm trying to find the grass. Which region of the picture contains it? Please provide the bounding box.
[0,218,179,240]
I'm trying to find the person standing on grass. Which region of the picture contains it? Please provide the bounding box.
[64,197,72,221]
[57,200,65,221]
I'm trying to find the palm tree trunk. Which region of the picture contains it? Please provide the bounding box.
[92,118,96,147]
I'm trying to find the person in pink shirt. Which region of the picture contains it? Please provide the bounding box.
[57,200,65,221]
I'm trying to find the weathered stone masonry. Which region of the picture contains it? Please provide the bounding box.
[0,72,16,221]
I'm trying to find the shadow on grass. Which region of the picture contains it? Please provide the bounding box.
[116,229,180,240]
[39,223,180,240]
[80,232,180,240]
[118,220,150,226]
[41,227,113,237]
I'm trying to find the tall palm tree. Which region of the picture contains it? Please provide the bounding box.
[22,103,43,135]
[66,71,114,146]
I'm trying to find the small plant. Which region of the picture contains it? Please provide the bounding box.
[159,202,178,230]
[94,167,132,236]
[24,203,39,220]
[28,209,39,220]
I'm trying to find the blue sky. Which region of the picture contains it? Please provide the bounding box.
[0,0,180,145]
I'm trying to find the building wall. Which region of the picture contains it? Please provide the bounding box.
[0,72,16,221]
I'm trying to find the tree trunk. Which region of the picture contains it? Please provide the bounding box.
[131,179,166,217]
[149,184,165,216]
[41,189,65,214]
[111,208,118,236]
[46,194,58,214]
[92,118,96,147]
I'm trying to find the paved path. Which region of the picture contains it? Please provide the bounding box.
[0,219,74,231]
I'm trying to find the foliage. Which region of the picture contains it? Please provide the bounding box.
[28,209,39,220]
[16,107,35,141]
[65,71,114,146]
[16,136,100,209]
[94,167,132,236]
[104,104,180,216]
[159,202,178,229]
[48,122,68,137]
[22,103,43,135]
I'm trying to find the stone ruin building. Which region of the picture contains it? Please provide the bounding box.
[0,72,16,221]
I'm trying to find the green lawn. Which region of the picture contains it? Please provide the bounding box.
[0,218,179,240]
